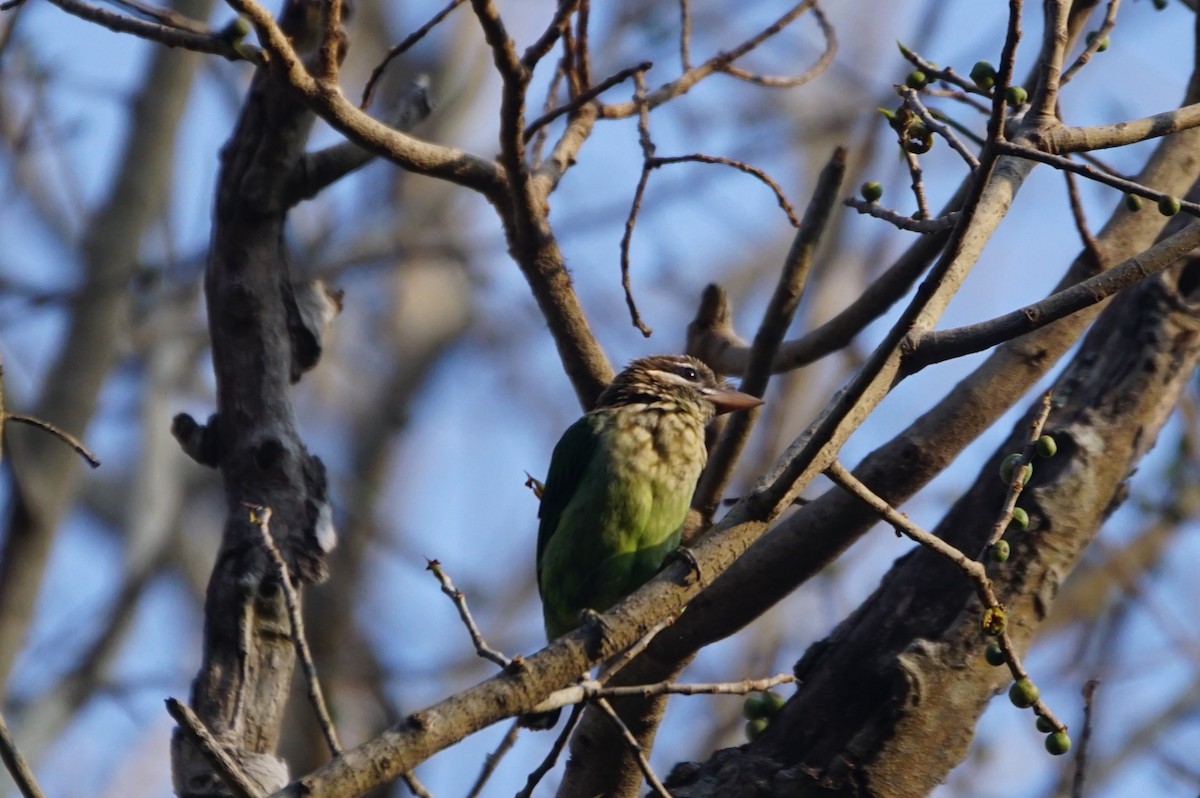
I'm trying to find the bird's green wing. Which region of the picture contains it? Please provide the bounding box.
[536,414,601,590]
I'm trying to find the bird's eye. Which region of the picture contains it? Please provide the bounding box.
[679,366,699,382]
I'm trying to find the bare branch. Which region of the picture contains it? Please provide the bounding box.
[996,139,1200,216]
[3,413,100,468]
[844,198,958,232]
[225,0,504,196]
[0,707,46,798]
[678,0,692,71]
[717,0,836,88]
[521,0,580,71]
[43,0,259,61]
[1072,679,1101,798]
[360,0,466,110]
[594,698,671,798]
[651,154,801,227]
[600,1,825,119]
[823,461,1067,731]
[1062,166,1102,267]
[515,706,584,798]
[250,505,343,757]
[286,78,434,205]
[903,221,1200,373]
[465,723,518,798]
[426,559,512,668]
[692,148,845,519]
[1060,0,1119,85]
[315,0,344,83]
[523,60,651,143]
[1028,0,1070,126]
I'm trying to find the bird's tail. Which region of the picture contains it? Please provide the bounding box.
[518,707,562,730]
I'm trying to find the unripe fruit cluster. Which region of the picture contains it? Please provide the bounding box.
[743,691,787,740]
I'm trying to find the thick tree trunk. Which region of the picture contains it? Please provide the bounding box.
[170,31,335,796]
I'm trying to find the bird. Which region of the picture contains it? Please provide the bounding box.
[524,354,762,728]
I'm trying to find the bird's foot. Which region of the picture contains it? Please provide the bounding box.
[667,545,706,588]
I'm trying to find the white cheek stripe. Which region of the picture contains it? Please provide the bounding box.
[645,369,696,388]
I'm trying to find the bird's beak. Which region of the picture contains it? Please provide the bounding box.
[704,386,764,415]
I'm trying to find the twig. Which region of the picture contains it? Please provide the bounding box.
[1072,679,1100,798]
[995,139,1200,217]
[466,722,519,798]
[843,198,958,233]
[515,705,584,798]
[902,145,931,220]
[530,60,567,164]
[983,392,1052,550]
[361,0,466,110]
[165,698,262,798]
[985,0,1022,143]
[425,559,513,667]
[600,1,823,119]
[716,0,834,88]
[106,0,209,33]
[535,672,794,709]
[691,147,844,520]
[903,221,1200,373]
[898,86,980,170]
[523,61,651,143]
[402,774,435,798]
[650,154,801,227]
[596,614,677,683]
[573,0,590,88]
[0,706,46,798]
[520,0,580,71]
[41,0,259,61]
[594,697,672,797]
[1061,0,1119,85]
[897,41,988,98]
[315,0,345,83]
[619,69,656,337]
[823,460,1067,732]
[248,504,343,757]
[1062,166,1102,270]
[4,413,101,468]
[678,0,692,71]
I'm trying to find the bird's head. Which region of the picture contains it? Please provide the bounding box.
[595,355,763,419]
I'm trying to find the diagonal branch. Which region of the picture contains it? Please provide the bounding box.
[903,221,1200,373]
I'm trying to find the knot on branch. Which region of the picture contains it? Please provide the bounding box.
[686,284,747,376]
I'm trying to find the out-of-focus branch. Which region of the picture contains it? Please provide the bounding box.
[225,0,504,196]
[600,1,830,119]
[2,414,99,468]
[284,78,434,205]
[360,0,466,110]
[0,0,211,688]
[0,707,45,798]
[43,0,258,61]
